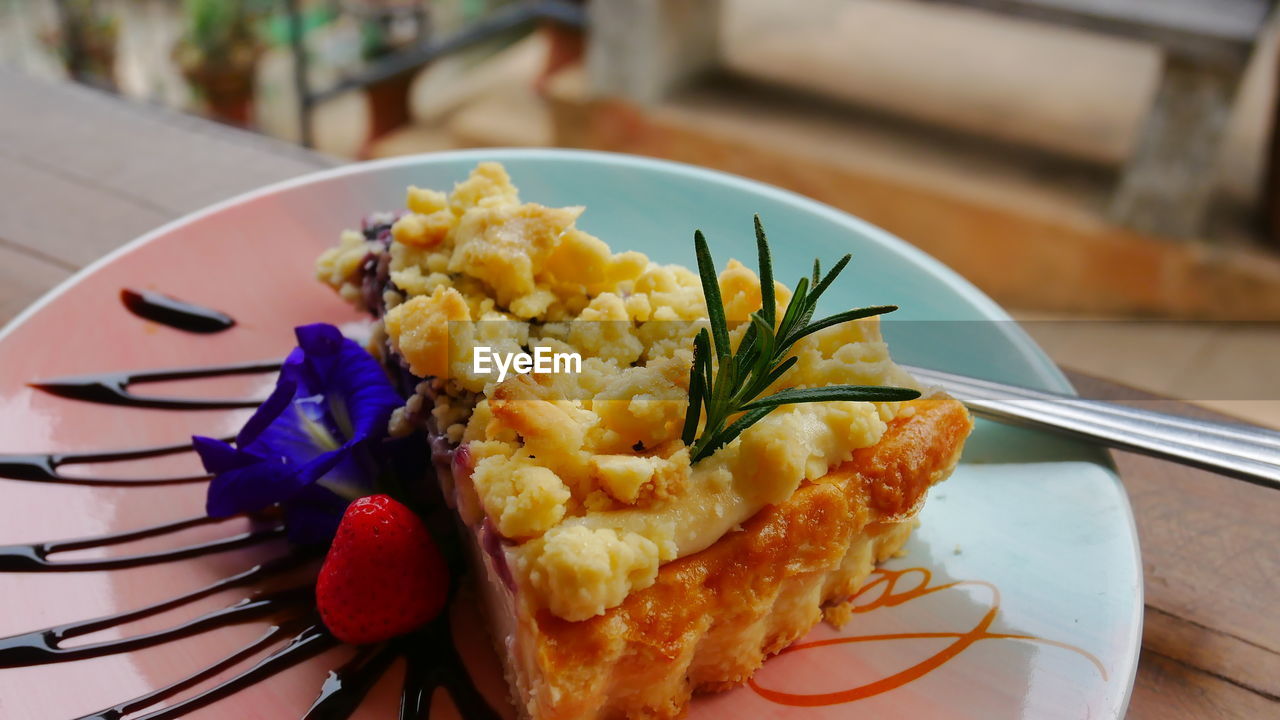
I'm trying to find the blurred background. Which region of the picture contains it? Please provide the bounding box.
[2,0,1278,422]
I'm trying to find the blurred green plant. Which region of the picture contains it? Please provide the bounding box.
[43,0,119,88]
[173,0,273,125]
[174,0,266,68]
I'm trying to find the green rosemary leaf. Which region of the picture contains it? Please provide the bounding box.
[681,383,702,445]
[736,320,761,366]
[694,230,731,360]
[694,406,774,462]
[781,305,898,350]
[754,215,776,326]
[741,385,921,412]
[682,342,706,446]
[791,298,818,341]
[732,312,778,404]
[809,254,852,305]
[776,275,810,342]
[750,355,797,397]
[694,328,714,412]
[749,312,776,364]
[682,218,918,465]
[709,352,737,420]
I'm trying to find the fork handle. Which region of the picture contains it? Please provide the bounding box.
[903,365,1280,492]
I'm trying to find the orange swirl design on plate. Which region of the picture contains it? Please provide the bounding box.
[748,566,1107,707]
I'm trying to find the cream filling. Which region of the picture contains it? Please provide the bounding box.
[510,400,893,621]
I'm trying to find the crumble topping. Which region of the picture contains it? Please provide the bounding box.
[316,162,918,621]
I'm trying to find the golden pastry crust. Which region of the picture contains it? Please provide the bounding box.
[485,397,972,720]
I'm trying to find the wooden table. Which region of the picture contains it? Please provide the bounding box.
[1,70,1276,718]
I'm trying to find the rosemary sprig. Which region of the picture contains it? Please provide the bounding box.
[681,216,921,463]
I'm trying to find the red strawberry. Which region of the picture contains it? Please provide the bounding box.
[316,494,449,644]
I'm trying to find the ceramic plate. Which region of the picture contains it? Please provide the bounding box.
[0,149,1141,719]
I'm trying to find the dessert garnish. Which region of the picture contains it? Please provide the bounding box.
[683,217,921,461]
[193,324,453,645]
[316,494,448,644]
[193,323,404,544]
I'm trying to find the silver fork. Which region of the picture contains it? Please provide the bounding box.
[902,365,1280,491]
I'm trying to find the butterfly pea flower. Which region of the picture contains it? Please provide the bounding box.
[193,323,403,544]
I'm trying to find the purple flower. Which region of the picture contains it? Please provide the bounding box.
[193,324,403,544]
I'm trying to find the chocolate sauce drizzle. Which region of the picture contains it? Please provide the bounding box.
[83,622,338,720]
[0,514,284,572]
[6,349,502,719]
[0,551,313,667]
[295,619,505,720]
[0,439,211,486]
[303,642,400,719]
[401,621,502,720]
[76,621,312,720]
[30,358,281,410]
[120,288,236,333]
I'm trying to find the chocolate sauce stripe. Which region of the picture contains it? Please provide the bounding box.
[31,381,264,410]
[0,552,315,668]
[122,622,337,720]
[0,515,286,572]
[303,642,400,720]
[31,359,283,410]
[401,621,501,720]
[400,663,430,720]
[120,289,236,334]
[57,439,206,465]
[0,587,311,668]
[0,439,216,486]
[75,619,314,720]
[39,359,283,385]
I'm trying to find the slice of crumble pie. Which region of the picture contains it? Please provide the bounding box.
[316,162,972,719]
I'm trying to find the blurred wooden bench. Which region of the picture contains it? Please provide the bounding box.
[588,0,1274,238]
